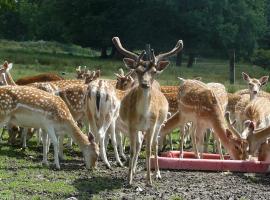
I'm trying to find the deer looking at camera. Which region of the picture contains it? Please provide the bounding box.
[112,36,183,185]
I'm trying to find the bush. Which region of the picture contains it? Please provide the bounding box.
[251,49,270,69]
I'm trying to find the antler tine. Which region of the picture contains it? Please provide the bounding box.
[112,37,138,60]
[225,111,242,139]
[119,68,124,76]
[137,50,145,64]
[156,40,184,61]
[125,69,135,77]
[76,66,81,72]
[150,49,157,64]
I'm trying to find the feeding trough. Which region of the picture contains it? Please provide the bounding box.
[151,151,270,173]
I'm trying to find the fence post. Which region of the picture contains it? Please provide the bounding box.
[229,49,235,84]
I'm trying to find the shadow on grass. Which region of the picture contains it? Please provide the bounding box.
[72,175,125,199]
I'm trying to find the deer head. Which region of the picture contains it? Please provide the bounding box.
[242,72,269,100]
[115,68,135,90]
[76,66,87,79]
[0,61,13,85]
[112,37,183,89]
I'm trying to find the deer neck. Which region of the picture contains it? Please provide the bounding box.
[211,115,240,159]
[136,86,151,116]
[65,119,90,149]
[159,111,181,145]
[160,111,180,137]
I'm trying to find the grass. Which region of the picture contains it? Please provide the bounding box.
[0,40,270,199]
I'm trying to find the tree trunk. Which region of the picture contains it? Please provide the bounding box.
[176,51,182,66]
[100,46,108,58]
[187,53,195,68]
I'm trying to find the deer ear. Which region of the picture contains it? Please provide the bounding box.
[259,76,269,86]
[3,61,8,69]
[242,72,250,81]
[156,61,170,72]
[88,132,95,143]
[7,63,13,72]
[123,58,136,69]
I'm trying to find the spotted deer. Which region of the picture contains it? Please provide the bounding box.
[57,79,123,168]
[0,85,99,169]
[159,82,227,159]
[233,73,269,132]
[225,97,270,157]
[161,78,247,160]
[113,36,183,185]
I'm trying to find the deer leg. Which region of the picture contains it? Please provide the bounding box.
[58,135,64,160]
[109,120,123,167]
[213,133,224,160]
[98,132,111,169]
[37,128,42,145]
[179,125,185,158]
[146,128,154,186]
[132,131,144,174]
[128,128,137,185]
[204,129,211,153]
[196,127,205,159]
[41,130,49,166]
[21,128,27,148]
[153,124,162,180]
[117,131,127,161]
[46,127,60,169]
[190,123,200,159]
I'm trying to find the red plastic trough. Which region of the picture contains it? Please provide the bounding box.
[151,151,270,173]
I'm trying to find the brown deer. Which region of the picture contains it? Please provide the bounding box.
[15,73,64,85]
[112,36,183,185]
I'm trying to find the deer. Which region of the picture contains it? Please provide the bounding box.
[225,97,270,158]
[161,78,247,160]
[0,85,99,169]
[159,81,227,159]
[15,73,64,85]
[57,79,123,168]
[233,73,269,132]
[112,36,183,185]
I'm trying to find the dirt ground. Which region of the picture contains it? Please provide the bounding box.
[72,152,270,200]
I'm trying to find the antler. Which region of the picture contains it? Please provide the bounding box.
[156,40,183,62]
[112,37,138,60]
[225,111,241,139]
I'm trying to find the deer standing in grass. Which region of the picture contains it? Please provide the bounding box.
[0,85,99,169]
[112,36,183,185]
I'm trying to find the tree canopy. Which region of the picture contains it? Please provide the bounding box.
[0,0,268,60]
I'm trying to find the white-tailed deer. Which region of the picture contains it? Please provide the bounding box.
[0,85,99,169]
[113,36,183,185]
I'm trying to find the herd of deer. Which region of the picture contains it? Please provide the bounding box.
[1,37,270,186]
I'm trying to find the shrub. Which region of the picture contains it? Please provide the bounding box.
[251,49,270,69]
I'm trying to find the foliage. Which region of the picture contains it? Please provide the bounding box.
[0,0,268,59]
[251,49,270,69]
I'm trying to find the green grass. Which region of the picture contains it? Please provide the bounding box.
[1,39,270,92]
[0,40,270,199]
